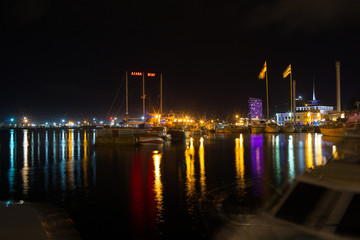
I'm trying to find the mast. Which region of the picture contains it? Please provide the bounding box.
[293,79,296,124]
[142,72,146,119]
[265,68,269,120]
[336,61,341,112]
[290,71,293,123]
[125,71,128,122]
[160,73,163,114]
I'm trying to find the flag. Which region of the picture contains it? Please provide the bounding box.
[283,64,291,78]
[258,61,267,79]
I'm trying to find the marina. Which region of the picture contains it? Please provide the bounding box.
[0,129,336,239]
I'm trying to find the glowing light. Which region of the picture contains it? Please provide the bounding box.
[153,151,163,222]
[68,129,75,190]
[147,73,155,77]
[22,129,29,196]
[306,133,314,169]
[288,135,295,183]
[199,136,206,197]
[185,138,195,213]
[131,72,143,76]
[235,135,245,190]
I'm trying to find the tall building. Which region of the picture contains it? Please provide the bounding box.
[248,97,263,120]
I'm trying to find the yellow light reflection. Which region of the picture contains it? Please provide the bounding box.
[199,137,206,198]
[68,129,74,189]
[22,130,29,196]
[332,145,338,159]
[235,135,245,190]
[185,138,195,213]
[153,151,164,222]
[314,133,324,166]
[83,131,89,189]
[306,133,314,169]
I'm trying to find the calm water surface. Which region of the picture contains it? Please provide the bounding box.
[0,129,337,239]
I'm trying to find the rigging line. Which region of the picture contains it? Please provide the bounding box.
[115,94,125,117]
[107,73,125,116]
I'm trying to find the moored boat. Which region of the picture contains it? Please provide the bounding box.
[282,123,295,133]
[251,125,265,134]
[216,128,231,134]
[138,133,164,145]
[265,122,280,133]
[168,126,188,139]
[320,124,346,137]
[146,126,171,141]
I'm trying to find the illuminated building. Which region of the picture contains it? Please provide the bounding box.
[276,91,334,125]
[248,97,263,120]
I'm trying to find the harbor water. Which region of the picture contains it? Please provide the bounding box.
[0,129,337,239]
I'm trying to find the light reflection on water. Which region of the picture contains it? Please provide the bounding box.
[0,130,336,239]
[3,129,97,202]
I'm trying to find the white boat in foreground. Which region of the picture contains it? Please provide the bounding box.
[216,135,360,240]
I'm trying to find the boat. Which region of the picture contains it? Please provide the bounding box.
[216,128,231,134]
[282,123,295,133]
[228,125,245,133]
[307,126,315,133]
[167,126,188,139]
[320,124,347,137]
[251,124,265,134]
[138,133,164,145]
[215,134,360,240]
[265,122,280,133]
[146,126,171,141]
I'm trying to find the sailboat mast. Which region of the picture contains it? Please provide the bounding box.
[142,72,146,119]
[126,71,128,122]
[160,73,163,114]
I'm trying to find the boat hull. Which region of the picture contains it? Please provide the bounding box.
[139,135,164,145]
[320,127,346,137]
[265,126,280,133]
[282,127,295,133]
[168,129,187,139]
[251,127,265,133]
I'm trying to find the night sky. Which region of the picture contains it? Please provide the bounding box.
[2,0,360,122]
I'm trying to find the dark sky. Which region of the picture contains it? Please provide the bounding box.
[2,0,360,122]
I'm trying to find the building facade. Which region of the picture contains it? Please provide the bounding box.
[276,99,335,125]
[248,97,263,120]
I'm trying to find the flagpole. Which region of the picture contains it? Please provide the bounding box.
[265,69,269,120]
[290,70,293,124]
[293,79,296,125]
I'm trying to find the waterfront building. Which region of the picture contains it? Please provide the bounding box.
[276,99,334,125]
[248,97,263,120]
